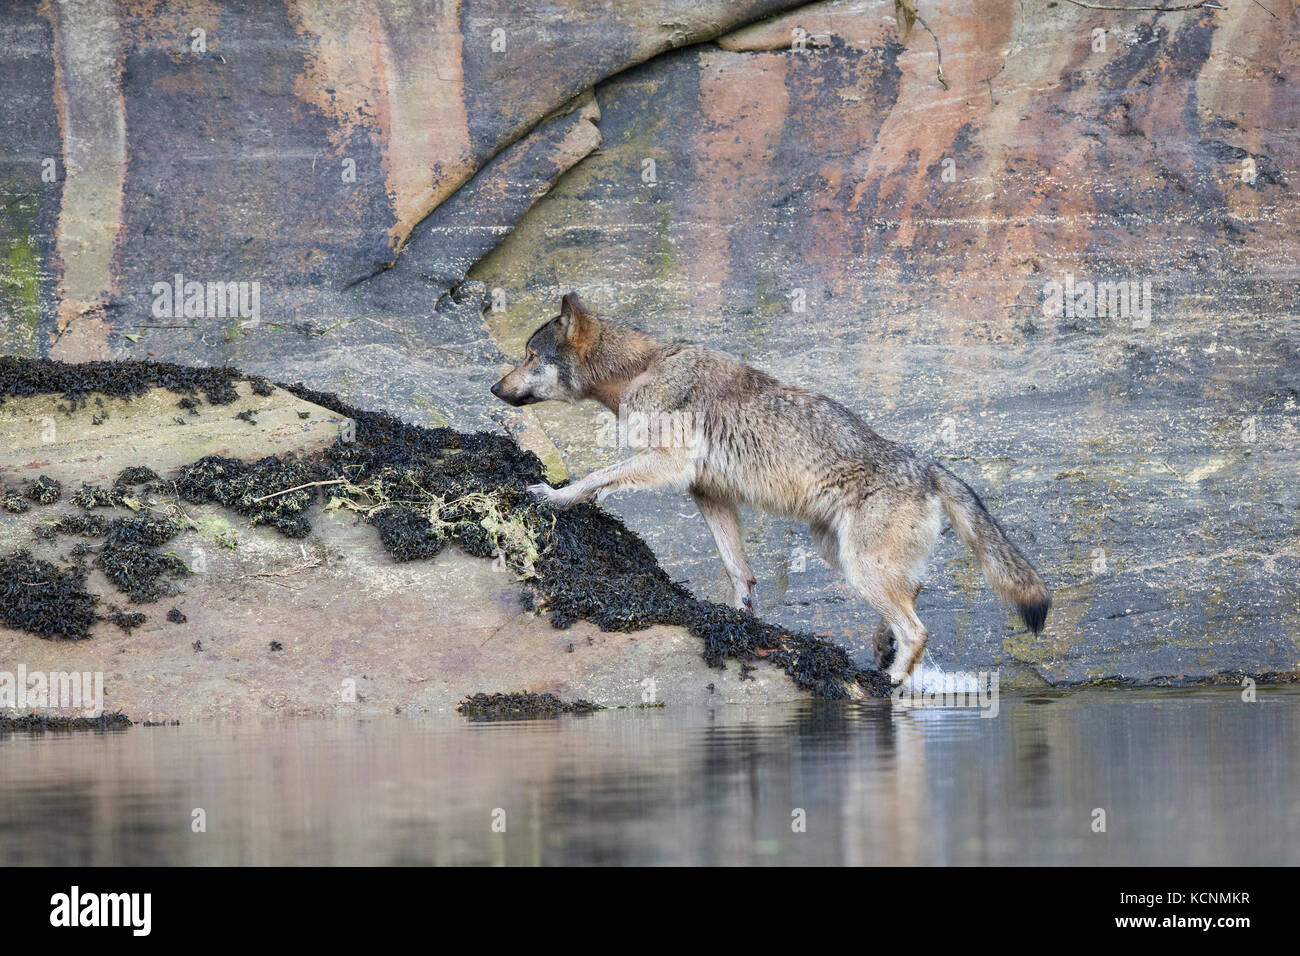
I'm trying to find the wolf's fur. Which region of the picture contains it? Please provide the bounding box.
[492,293,1051,682]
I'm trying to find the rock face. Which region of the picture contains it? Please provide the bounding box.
[1,0,1297,686]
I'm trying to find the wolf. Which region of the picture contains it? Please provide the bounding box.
[491,293,1050,683]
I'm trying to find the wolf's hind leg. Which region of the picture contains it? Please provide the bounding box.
[860,578,929,684]
[870,583,922,671]
[840,496,940,682]
[693,491,756,612]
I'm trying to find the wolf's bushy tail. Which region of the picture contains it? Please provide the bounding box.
[930,463,1050,634]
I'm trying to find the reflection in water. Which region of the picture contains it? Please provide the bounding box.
[1,688,1297,865]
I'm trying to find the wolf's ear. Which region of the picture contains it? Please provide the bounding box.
[557,292,593,345]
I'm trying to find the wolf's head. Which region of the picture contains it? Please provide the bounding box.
[490,292,597,406]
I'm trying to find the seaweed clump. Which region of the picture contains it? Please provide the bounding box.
[0,356,244,409]
[6,475,65,512]
[372,508,446,561]
[70,484,134,509]
[0,712,132,732]
[23,475,63,504]
[12,508,186,622]
[43,513,110,538]
[115,466,159,487]
[292,382,547,566]
[107,610,147,632]
[170,455,316,538]
[95,514,188,603]
[457,692,600,720]
[0,550,99,639]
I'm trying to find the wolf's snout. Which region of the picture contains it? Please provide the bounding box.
[490,378,531,406]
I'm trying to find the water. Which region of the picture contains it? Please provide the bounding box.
[2,688,1297,865]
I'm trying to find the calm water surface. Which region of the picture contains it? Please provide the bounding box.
[2,688,1297,865]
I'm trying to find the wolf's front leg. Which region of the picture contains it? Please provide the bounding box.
[527,450,689,510]
[692,491,756,612]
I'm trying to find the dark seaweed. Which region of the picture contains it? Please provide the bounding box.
[0,550,98,639]
[107,610,147,632]
[372,507,445,561]
[0,356,245,409]
[169,455,314,538]
[457,692,600,720]
[95,515,188,603]
[115,466,159,486]
[0,711,132,732]
[47,513,110,537]
[167,607,187,624]
[22,475,62,504]
[70,484,131,509]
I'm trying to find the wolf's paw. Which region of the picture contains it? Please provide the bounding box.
[527,482,576,509]
[886,656,915,686]
[526,482,557,502]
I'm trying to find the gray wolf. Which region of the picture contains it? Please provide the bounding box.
[491,293,1050,683]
